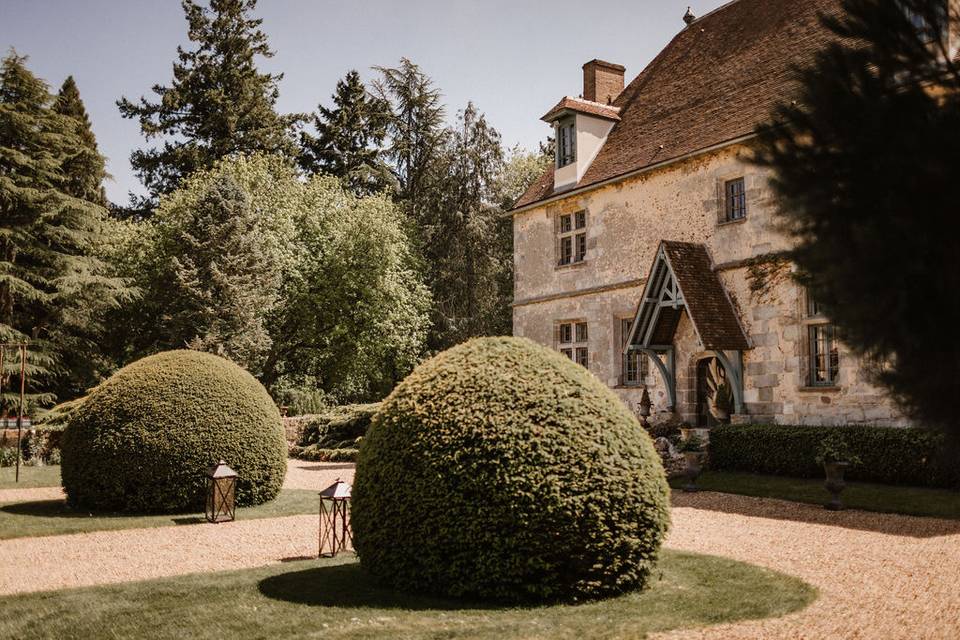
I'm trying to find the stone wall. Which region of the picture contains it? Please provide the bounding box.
[513,142,908,427]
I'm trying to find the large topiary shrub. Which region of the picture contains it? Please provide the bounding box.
[352,337,670,603]
[61,350,287,512]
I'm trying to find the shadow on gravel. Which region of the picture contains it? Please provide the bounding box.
[258,562,500,611]
[671,492,960,538]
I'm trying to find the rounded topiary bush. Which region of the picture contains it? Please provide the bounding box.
[61,350,287,512]
[352,336,670,603]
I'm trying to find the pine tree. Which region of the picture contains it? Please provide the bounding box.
[752,0,960,439]
[53,76,108,206]
[117,0,299,203]
[299,70,391,195]
[422,103,507,347]
[157,175,279,372]
[0,52,134,407]
[373,58,447,222]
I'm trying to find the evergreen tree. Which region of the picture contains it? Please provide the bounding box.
[53,76,108,206]
[299,70,391,195]
[423,103,508,347]
[373,58,447,222]
[156,175,279,372]
[753,0,960,439]
[0,52,133,407]
[117,0,299,203]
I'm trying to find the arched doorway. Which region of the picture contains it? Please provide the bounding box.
[696,357,733,427]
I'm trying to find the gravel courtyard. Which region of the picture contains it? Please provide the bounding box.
[2,460,959,639]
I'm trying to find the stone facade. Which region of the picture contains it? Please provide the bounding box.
[513,143,909,427]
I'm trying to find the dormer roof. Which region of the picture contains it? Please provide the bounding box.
[541,97,621,123]
[513,0,843,210]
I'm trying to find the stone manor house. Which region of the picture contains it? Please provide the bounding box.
[511,0,959,428]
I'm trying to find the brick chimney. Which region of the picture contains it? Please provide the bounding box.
[582,59,625,105]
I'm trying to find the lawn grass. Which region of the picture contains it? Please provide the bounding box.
[0,488,318,540]
[0,551,815,640]
[0,464,61,489]
[675,471,960,520]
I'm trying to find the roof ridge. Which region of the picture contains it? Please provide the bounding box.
[684,0,744,27]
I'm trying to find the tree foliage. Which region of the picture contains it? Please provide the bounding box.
[0,52,133,409]
[299,70,391,195]
[53,76,108,206]
[117,0,299,203]
[752,0,960,438]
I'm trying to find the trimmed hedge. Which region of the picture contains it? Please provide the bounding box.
[709,423,958,488]
[288,446,358,462]
[352,336,671,603]
[61,350,287,512]
[297,403,379,448]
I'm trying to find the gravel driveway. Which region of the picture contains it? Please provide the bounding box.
[2,462,959,639]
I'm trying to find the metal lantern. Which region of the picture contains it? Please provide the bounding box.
[319,478,352,557]
[205,460,238,523]
[638,385,652,428]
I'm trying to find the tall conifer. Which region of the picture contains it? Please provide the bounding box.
[53,75,108,206]
[300,70,391,195]
[118,0,299,203]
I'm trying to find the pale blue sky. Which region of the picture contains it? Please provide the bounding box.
[1,0,727,203]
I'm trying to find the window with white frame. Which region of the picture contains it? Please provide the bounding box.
[558,210,587,266]
[620,318,649,386]
[556,116,576,168]
[558,320,589,368]
[805,293,839,386]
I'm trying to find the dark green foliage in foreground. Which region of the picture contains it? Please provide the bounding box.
[297,403,379,448]
[752,0,960,442]
[61,350,287,512]
[709,424,957,488]
[353,337,671,603]
[672,470,960,521]
[0,552,815,640]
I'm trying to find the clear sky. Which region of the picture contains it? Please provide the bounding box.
[1,0,728,204]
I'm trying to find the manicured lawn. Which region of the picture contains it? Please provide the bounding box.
[0,489,318,540]
[0,551,815,640]
[674,471,960,520]
[0,464,61,489]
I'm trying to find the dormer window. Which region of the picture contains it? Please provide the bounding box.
[556,117,576,168]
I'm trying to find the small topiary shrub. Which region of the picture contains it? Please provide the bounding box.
[61,350,287,512]
[352,337,671,603]
[298,403,379,448]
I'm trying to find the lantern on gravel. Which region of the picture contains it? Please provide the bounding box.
[205,460,238,523]
[319,478,352,557]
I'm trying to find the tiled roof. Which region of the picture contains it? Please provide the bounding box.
[662,241,750,351]
[540,97,621,122]
[514,0,842,210]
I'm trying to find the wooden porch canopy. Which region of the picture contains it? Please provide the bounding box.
[624,241,750,412]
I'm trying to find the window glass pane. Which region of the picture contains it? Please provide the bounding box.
[810,324,839,385]
[575,233,586,262]
[559,323,572,344]
[725,177,746,221]
[561,348,573,360]
[560,214,572,233]
[575,211,586,229]
[575,322,588,342]
[559,237,572,265]
[576,347,588,367]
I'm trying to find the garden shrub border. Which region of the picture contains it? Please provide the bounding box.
[709,423,957,488]
[288,446,358,462]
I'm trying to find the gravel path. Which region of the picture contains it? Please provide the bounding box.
[2,464,959,640]
[654,492,960,640]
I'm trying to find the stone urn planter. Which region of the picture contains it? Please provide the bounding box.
[823,461,850,511]
[682,451,707,492]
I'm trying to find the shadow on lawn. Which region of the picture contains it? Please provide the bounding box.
[258,562,503,611]
[671,491,960,538]
[1,499,113,519]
